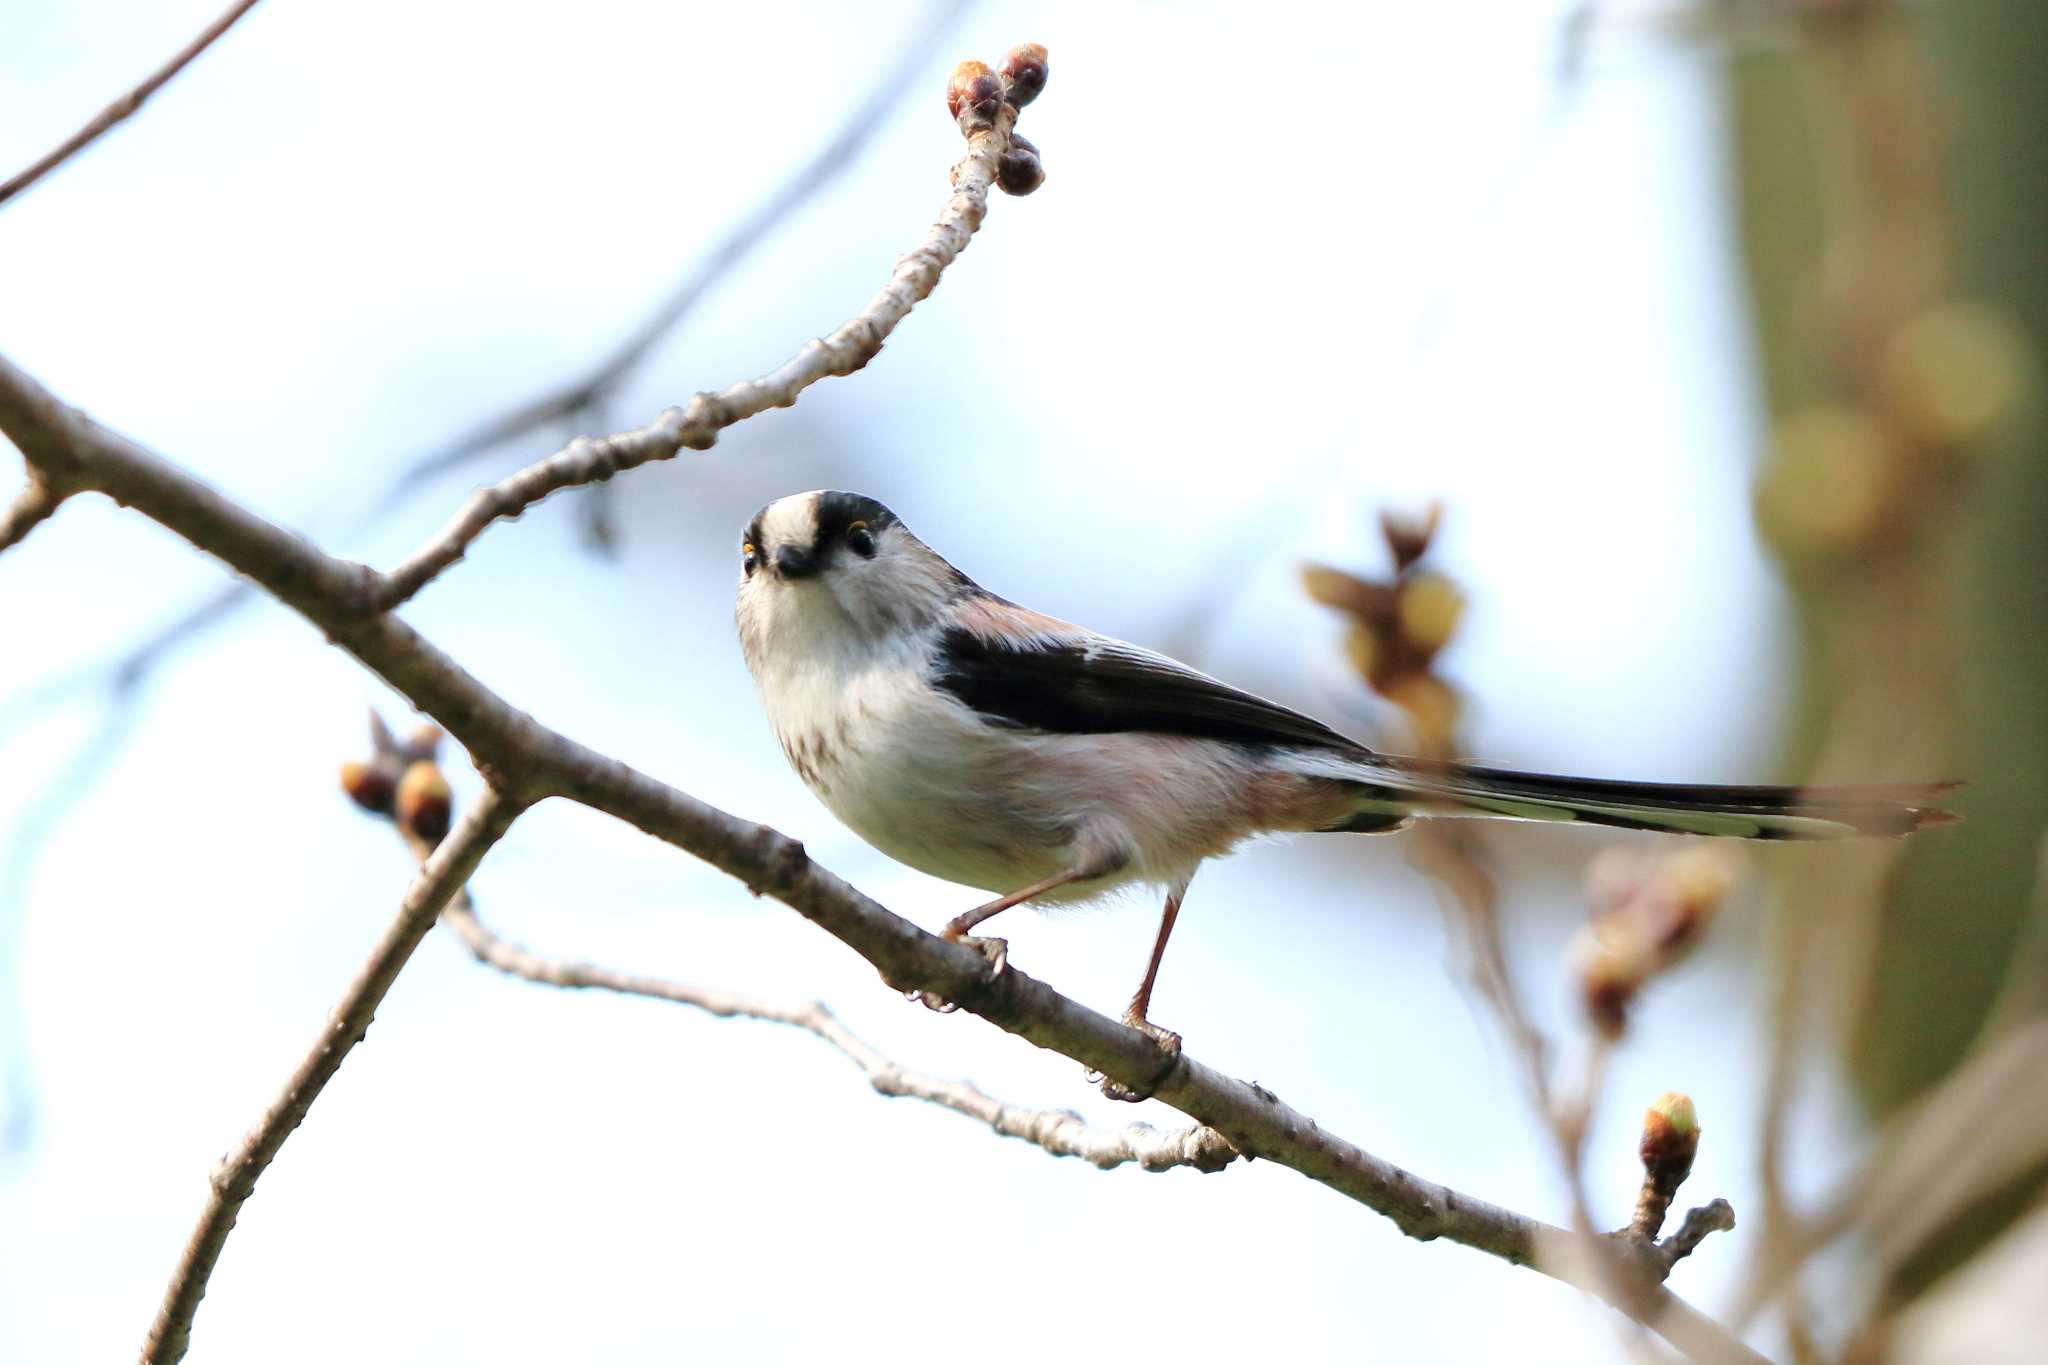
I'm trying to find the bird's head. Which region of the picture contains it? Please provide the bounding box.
[734,491,971,664]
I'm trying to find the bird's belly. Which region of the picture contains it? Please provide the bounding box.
[816,739,1070,895]
[766,677,1074,895]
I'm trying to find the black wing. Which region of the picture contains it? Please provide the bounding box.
[932,625,1369,755]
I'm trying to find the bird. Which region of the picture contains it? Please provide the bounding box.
[734,490,1954,1096]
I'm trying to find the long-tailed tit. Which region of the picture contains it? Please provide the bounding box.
[735,490,1952,1089]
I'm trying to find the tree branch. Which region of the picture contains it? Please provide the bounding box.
[439,883,1239,1173]
[372,90,1025,609]
[0,41,1763,1357]
[138,785,524,1365]
[370,0,978,504]
[0,0,267,210]
[0,347,1761,1362]
[0,0,973,764]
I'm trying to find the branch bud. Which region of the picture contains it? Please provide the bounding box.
[394,761,453,847]
[1651,845,1737,958]
[1394,571,1465,657]
[1879,301,2031,453]
[996,143,1044,196]
[1569,920,1653,1039]
[946,60,1003,127]
[1754,405,1896,557]
[1001,43,1049,106]
[1639,1091,1700,1185]
[340,758,398,816]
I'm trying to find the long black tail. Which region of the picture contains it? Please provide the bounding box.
[1360,761,1959,840]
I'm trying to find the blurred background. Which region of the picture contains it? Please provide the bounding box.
[1,1,2042,1361]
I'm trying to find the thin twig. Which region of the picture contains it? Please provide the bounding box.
[369,0,978,506]
[0,0,267,210]
[0,0,972,761]
[438,888,1238,1173]
[373,93,1024,608]
[138,786,523,1365]
[0,348,1766,1365]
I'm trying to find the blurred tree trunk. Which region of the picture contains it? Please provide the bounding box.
[1726,0,2048,1295]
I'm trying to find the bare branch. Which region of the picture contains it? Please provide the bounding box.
[0,475,63,552]
[373,92,1028,608]
[0,348,1765,1362]
[0,53,1763,1356]
[372,0,978,505]
[1656,1199,1738,1272]
[0,0,267,210]
[139,786,524,1365]
[0,0,972,766]
[439,892,1238,1174]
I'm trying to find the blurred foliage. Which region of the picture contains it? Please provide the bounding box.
[1727,0,2048,1297]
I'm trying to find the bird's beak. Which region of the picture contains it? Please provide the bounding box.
[773,545,819,580]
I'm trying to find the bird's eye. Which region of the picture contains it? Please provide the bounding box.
[741,541,759,576]
[846,521,876,558]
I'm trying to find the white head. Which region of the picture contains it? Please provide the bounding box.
[734,491,971,670]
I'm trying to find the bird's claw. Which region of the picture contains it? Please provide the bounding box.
[1090,1014,1183,1103]
[910,935,1008,1013]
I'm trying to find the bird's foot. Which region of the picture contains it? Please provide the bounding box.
[909,935,1008,1013]
[1089,1012,1183,1103]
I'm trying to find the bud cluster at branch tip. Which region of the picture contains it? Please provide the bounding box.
[1302,503,1465,756]
[946,44,1050,196]
[1569,846,1741,1038]
[339,711,454,848]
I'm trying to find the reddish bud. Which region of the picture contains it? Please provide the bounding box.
[996,145,1044,196]
[1002,43,1049,106]
[394,761,453,847]
[946,60,1002,126]
[340,759,398,816]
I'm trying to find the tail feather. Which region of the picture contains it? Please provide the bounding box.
[1358,760,1959,841]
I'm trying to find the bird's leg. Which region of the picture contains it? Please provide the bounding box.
[1095,888,1187,1103]
[914,859,1119,1013]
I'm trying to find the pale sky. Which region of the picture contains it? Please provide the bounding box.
[0,2,1829,1361]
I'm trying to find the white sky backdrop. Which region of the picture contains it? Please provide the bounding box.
[0,1,1853,1361]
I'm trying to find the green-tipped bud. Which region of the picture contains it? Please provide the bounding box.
[1639,1091,1701,1185]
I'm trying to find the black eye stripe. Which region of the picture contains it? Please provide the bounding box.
[812,492,898,550]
